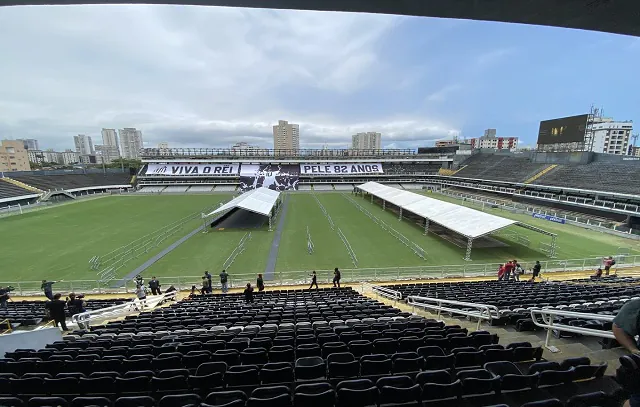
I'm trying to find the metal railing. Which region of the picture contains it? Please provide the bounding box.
[369,284,402,301]
[0,319,12,335]
[407,295,501,330]
[71,291,177,328]
[530,307,616,352]
[3,255,639,297]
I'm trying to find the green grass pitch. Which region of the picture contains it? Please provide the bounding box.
[0,191,638,286]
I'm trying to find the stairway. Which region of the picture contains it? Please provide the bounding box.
[523,164,558,184]
[1,177,43,193]
[438,165,467,176]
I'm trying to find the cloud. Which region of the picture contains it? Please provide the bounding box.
[425,84,463,102]
[0,5,462,151]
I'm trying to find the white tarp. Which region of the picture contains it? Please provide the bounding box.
[203,187,280,218]
[146,163,239,176]
[357,181,517,238]
[300,163,384,175]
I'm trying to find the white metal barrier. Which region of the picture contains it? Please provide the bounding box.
[370,284,403,301]
[71,291,177,328]
[407,295,500,330]
[530,307,616,352]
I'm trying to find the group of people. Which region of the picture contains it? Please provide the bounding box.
[497,260,526,281]
[308,268,342,289]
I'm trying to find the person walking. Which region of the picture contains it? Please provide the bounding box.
[46,293,68,331]
[148,277,161,295]
[257,274,265,292]
[41,280,59,300]
[220,269,229,294]
[603,256,615,276]
[530,260,542,282]
[333,268,341,289]
[204,271,213,294]
[309,271,319,290]
[135,284,147,310]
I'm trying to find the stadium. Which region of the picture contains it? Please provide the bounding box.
[2,2,640,407]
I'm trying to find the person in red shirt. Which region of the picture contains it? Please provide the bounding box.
[497,264,506,281]
[603,256,614,276]
[503,260,514,281]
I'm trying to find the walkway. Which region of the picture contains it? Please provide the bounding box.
[263,195,290,280]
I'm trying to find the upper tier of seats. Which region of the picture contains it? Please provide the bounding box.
[0,287,621,407]
[0,181,33,199]
[453,155,548,183]
[532,162,640,195]
[382,163,442,175]
[10,174,131,191]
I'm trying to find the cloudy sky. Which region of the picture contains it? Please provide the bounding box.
[0,5,639,151]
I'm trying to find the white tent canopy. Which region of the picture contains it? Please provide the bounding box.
[203,187,281,218]
[357,181,516,238]
[356,181,556,260]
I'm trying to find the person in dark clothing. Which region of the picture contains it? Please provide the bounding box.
[593,268,603,279]
[202,277,211,295]
[46,293,68,331]
[66,293,86,316]
[220,270,229,294]
[530,260,542,282]
[257,274,265,292]
[204,271,213,294]
[148,277,161,295]
[244,283,254,303]
[333,268,341,288]
[41,280,58,300]
[0,287,9,309]
[309,271,318,290]
[612,299,640,407]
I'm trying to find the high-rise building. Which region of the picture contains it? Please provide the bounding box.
[61,149,80,165]
[586,119,633,155]
[0,140,31,171]
[157,142,169,149]
[469,134,518,151]
[352,132,382,150]
[273,120,300,155]
[119,128,144,159]
[483,129,497,138]
[74,134,94,155]
[100,128,121,163]
[18,139,39,150]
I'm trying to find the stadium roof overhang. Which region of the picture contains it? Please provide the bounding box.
[356,181,557,260]
[3,0,640,38]
[203,187,281,218]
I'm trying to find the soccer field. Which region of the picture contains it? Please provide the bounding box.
[1,191,638,287]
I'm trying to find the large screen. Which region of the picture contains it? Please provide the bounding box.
[537,114,589,145]
[239,164,299,191]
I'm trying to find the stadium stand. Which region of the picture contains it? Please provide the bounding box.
[390,280,640,332]
[383,163,442,174]
[10,174,131,191]
[312,184,333,191]
[453,155,548,183]
[163,186,189,193]
[0,181,34,199]
[188,186,214,193]
[214,185,238,192]
[533,162,640,195]
[0,288,623,407]
[1,298,130,329]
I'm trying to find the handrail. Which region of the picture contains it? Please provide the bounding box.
[71,291,177,328]
[407,295,500,330]
[0,319,11,335]
[371,285,403,300]
[530,307,616,352]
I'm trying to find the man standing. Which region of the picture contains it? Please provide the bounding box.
[46,293,68,331]
[201,277,211,295]
[220,269,229,294]
[503,260,514,282]
[531,261,542,282]
[204,271,213,294]
[612,298,640,407]
[41,280,59,300]
[0,287,9,309]
[333,268,341,289]
[604,256,615,276]
[148,277,161,295]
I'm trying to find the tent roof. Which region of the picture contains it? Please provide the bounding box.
[203,187,280,218]
[357,181,518,239]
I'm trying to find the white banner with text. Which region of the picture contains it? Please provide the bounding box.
[145,163,240,176]
[299,163,384,175]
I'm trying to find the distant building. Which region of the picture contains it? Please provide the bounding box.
[61,150,80,165]
[74,134,94,156]
[119,128,144,159]
[469,134,518,151]
[352,132,382,150]
[273,120,300,155]
[484,129,497,138]
[157,142,169,149]
[586,119,633,155]
[0,140,31,171]
[18,139,40,151]
[79,154,98,164]
[435,140,458,147]
[100,128,121,162]
[28,150,45,164]
[633,146,640,157]
[43,149,62,165]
